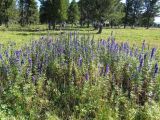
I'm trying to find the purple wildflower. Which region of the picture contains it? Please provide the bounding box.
[26,68,30,77]
[85,47,88,52]
[0,54,2,60]
[124,42,128,50]
[151,48,156,60]
[155,63,158,75]
[4,50,9,58]
[139,58,143,72]
[102,40,106,46]
[144,53,148,60]
[85,73,89,80]
[139,54,142,62]
[134,48,138,56]
[105,64,109,75]
[16,58,20,63]
[15,50,21,60]
[78,56,83,67]
[28,57,32,64]
[130,51,133,57]
[32,76,36,84]
[140,58,143,68]
[114,44,118,52]
[126,49,129,55]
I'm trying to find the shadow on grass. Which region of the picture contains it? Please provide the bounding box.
[16,30,96,37]
[16,32,58,36]
[0,26,95,32]
[0,24,128,33]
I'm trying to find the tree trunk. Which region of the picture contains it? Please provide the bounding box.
[48,21,51,30]
[146,16,150,29]
[5,22,8,28]
[124,0,129,29]
[124,15,127,29]
[110,20,113,28]
[52,21,56,30]
[93,22,98,30]
[97,22,103,34]
[87,20,90,28]
[80,19,84,27]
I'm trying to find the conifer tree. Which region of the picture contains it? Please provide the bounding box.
[19,0,38,26]
[40,0,68,30]
[0,0,13,27]
[68,0,80,25]
[142,0,160,28]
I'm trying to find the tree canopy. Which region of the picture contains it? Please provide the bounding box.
[0,0,159,29]
[19,0,39,26]
[39,0,68,29]
[68,0,80,25]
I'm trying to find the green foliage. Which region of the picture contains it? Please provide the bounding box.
[124,0,142,27]
[7,0,19,24]
[19,0,39,26]
[68,0,80,25]
[0,0,14,27]
[78,0,94,24]
[108,1,125,27]
[40,0,68,29]
[59,0,68,22]
[124,0,160,28]
[79,0,125,25]
[141,0,160,28]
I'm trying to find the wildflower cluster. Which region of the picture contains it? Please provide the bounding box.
[0,33,160,119]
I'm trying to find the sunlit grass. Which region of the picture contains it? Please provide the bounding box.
[0,25,160,48]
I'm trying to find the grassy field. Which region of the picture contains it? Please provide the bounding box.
[0,25,160,47]
[1,25,160,119]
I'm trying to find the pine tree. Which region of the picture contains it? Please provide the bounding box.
[40,0,68,30]
[124,0,133,28]
[142,0,160,28]
[79,0,94,27]
[124,0,147,28]
[40,0,58,29]
[19,0,38,26]
[7,0,19,24]
[59,0,68,22]
[79,0,121,33]
[27,0,39,24]
[68,0,80,25]
[129,0,144,27]
[0,0,13,27]
[108,1,125,28]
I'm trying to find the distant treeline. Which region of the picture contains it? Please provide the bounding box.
[0,0,159,29]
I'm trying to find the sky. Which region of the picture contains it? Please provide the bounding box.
[36,0,160,23]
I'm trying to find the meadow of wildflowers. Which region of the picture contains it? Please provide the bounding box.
[0,32,160,119]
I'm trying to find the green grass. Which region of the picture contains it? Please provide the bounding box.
[99,28,160,47]
[0,25,160,47]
